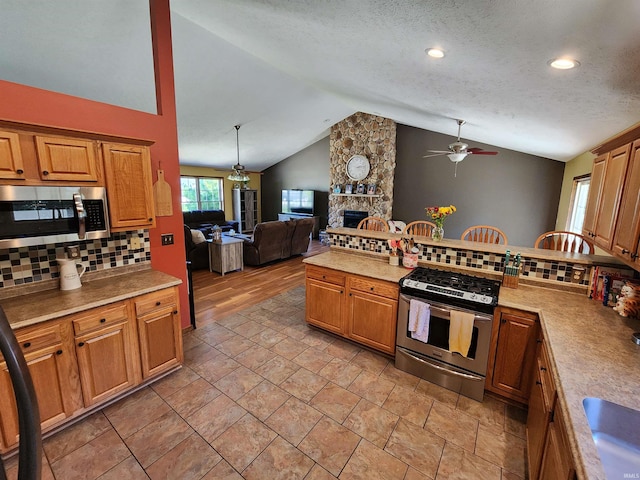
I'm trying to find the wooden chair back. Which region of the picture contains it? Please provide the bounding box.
[461,225,508,245]
[402,221,437,237]
[357,216,389,232]
[534,231,594,254]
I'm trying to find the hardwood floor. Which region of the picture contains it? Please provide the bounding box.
[191,240,329,326]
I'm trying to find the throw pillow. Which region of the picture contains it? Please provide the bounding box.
[191,229,206,244]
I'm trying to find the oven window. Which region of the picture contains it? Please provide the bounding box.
[408,316,479,359]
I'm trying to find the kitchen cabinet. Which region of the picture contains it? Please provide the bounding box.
[0,130,25,180]
[0,321,82,451]
[102,142,156,231]
[233,188,258,233]
[305,265,399,354]
[134,287,183,379]
[72,301,141,406]
[538,406,576,480]
[486,307,539,403]
[611,139,640,264]
[581,152,606,240]
[34,135,99,182]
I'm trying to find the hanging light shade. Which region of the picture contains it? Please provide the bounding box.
[228,125,250,182]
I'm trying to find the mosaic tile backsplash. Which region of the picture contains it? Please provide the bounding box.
[328,232,594,286]
[0,230,151,289]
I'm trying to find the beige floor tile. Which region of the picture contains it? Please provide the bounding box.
[350,350,389,375]
[293,347,335,373]
[404,467,430,480]
[234,344,277,370]
[340,439,408,480]
[319,357,363,388]
[231,319,267,338]
[435,441,502,479]
[283,323,312,340]
[424,401,478,452]
[201,459,243,480]
[343,399,399,448]
[384,419,445,478]
[183,342,223,367]
[300,329,336,349]
[280,367,328,402]
[187,394,246,443]
[4,454,55,480]
[250,326,287,348]
[211,413,277,471]
[242,436,314,480]
[271,336,309,359]
[44,411,112,463]
[192,354,240,384]
[324,339,362,361]
[253,310,289,331]
[348,370,395,406]
[415,380,459,407]
[254,353,300,384]
[501,470,525,480]
[50,429,130,480]
[475,424,527,478]
[265,396,324,446]
[164,377,222,418]
[216,313,252,329]
[182,330,203,351]
[310,382,361,423]
[195,323,239,346]
[151,366,201,399]
[382,385,433,427]
[298,416,361,477]
[505,404,527,439]
[216,336,256,357]
[214,365,264,400]
[104,387,172,439]
[456,394,506,432]
[305,464,338,480]
[237,380,291,420]
[144,432,222,480]
[380,364,421,389]
[124,410,193,468]
[96,455,148,479]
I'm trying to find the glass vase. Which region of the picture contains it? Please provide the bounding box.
[432,225,444,242]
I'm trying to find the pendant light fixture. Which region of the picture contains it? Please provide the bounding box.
[228,125,250,182]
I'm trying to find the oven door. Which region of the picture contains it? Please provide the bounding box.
[396,293,494,376]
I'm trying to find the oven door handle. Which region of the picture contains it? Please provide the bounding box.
[397,347,484,382]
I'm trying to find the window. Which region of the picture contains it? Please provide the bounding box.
[566,174,590,233]
[180,176,224,211]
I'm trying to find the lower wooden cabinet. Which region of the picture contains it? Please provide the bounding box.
[0,287,182,453]
[305,266,398,354]
[539,406,576,480]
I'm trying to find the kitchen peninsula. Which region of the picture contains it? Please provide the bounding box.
[303,227,640,480]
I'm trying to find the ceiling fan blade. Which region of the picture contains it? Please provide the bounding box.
[467,148,498,155]
[422,152,448,158]
[425,150,451,154]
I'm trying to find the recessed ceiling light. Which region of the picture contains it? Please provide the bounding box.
[426,48,445,59]
[548,58,580,70]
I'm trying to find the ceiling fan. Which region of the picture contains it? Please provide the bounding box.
[423,119,498,163]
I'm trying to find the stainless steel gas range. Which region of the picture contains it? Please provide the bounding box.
[395,267,500,401]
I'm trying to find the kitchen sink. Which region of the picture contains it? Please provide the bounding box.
[583,397,640,479]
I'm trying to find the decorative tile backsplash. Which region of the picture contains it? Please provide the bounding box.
[0,230,150,289]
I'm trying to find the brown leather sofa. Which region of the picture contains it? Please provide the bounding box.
[243,218,315,266]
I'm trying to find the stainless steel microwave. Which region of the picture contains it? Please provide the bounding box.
[0,186,110,248]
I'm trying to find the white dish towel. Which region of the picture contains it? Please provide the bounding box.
[408,299,430,343]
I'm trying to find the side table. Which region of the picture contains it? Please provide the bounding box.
[208,236,244,275]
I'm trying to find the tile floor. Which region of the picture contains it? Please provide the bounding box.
[5,286,528,480]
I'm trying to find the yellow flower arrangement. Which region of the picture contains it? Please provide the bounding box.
[425,205,456,241]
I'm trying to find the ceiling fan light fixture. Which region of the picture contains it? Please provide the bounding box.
[426,48,445,58]
[447,153,467,163]
[548,58,580,70]
[227,124,250,182]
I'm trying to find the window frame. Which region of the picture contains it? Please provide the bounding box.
[180,175,225,212]
[565,173,591,234]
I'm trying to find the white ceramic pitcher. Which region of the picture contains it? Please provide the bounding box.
[57,258,86,290]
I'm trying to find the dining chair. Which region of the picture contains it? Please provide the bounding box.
[461,225,508,245]
[357,216,389,232]
[402,221,437,237]
[534,230,594,254]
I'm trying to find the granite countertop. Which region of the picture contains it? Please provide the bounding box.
[0,268,182,330]
[304,250,640,480]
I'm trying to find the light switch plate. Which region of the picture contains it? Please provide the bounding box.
[161,233,174,246]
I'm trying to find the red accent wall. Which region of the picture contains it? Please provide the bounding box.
[0,0,191,327]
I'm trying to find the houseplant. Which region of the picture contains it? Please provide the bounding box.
[425,205,456,241]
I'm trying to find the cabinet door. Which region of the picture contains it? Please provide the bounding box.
[538,407,575,480]
[347,290,398,354]
[593,144,631,249]
[491,311,538,401]
[526,352,550,480]
[137,306,182,379]
[75,320,140,406]
[305,277,346,335]
[35,135,99,182]
[582,153,606,238]
[612,140,640,262]
[0,130,25,180]
[102,142,156,231]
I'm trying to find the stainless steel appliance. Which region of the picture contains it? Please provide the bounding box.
[0,186,110,248]
[395,267,500,401]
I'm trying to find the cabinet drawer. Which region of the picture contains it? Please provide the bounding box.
[134,289,177,317]
[349,276,398,299]
[0,324,63,362]
[306,266,345,286]
[72,302,129,335]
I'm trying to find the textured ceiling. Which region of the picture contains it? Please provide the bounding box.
[2,1,640,172]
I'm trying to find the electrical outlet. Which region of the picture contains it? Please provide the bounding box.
[66,245,80,259]
[129,236,142,250]
[161,233,174,246]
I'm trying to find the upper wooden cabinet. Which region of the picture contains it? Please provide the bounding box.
[581,153,606,239]
[102,142,156,231]
[0,130,25,180]
[34,135,99,182]
[611,140,640,265]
